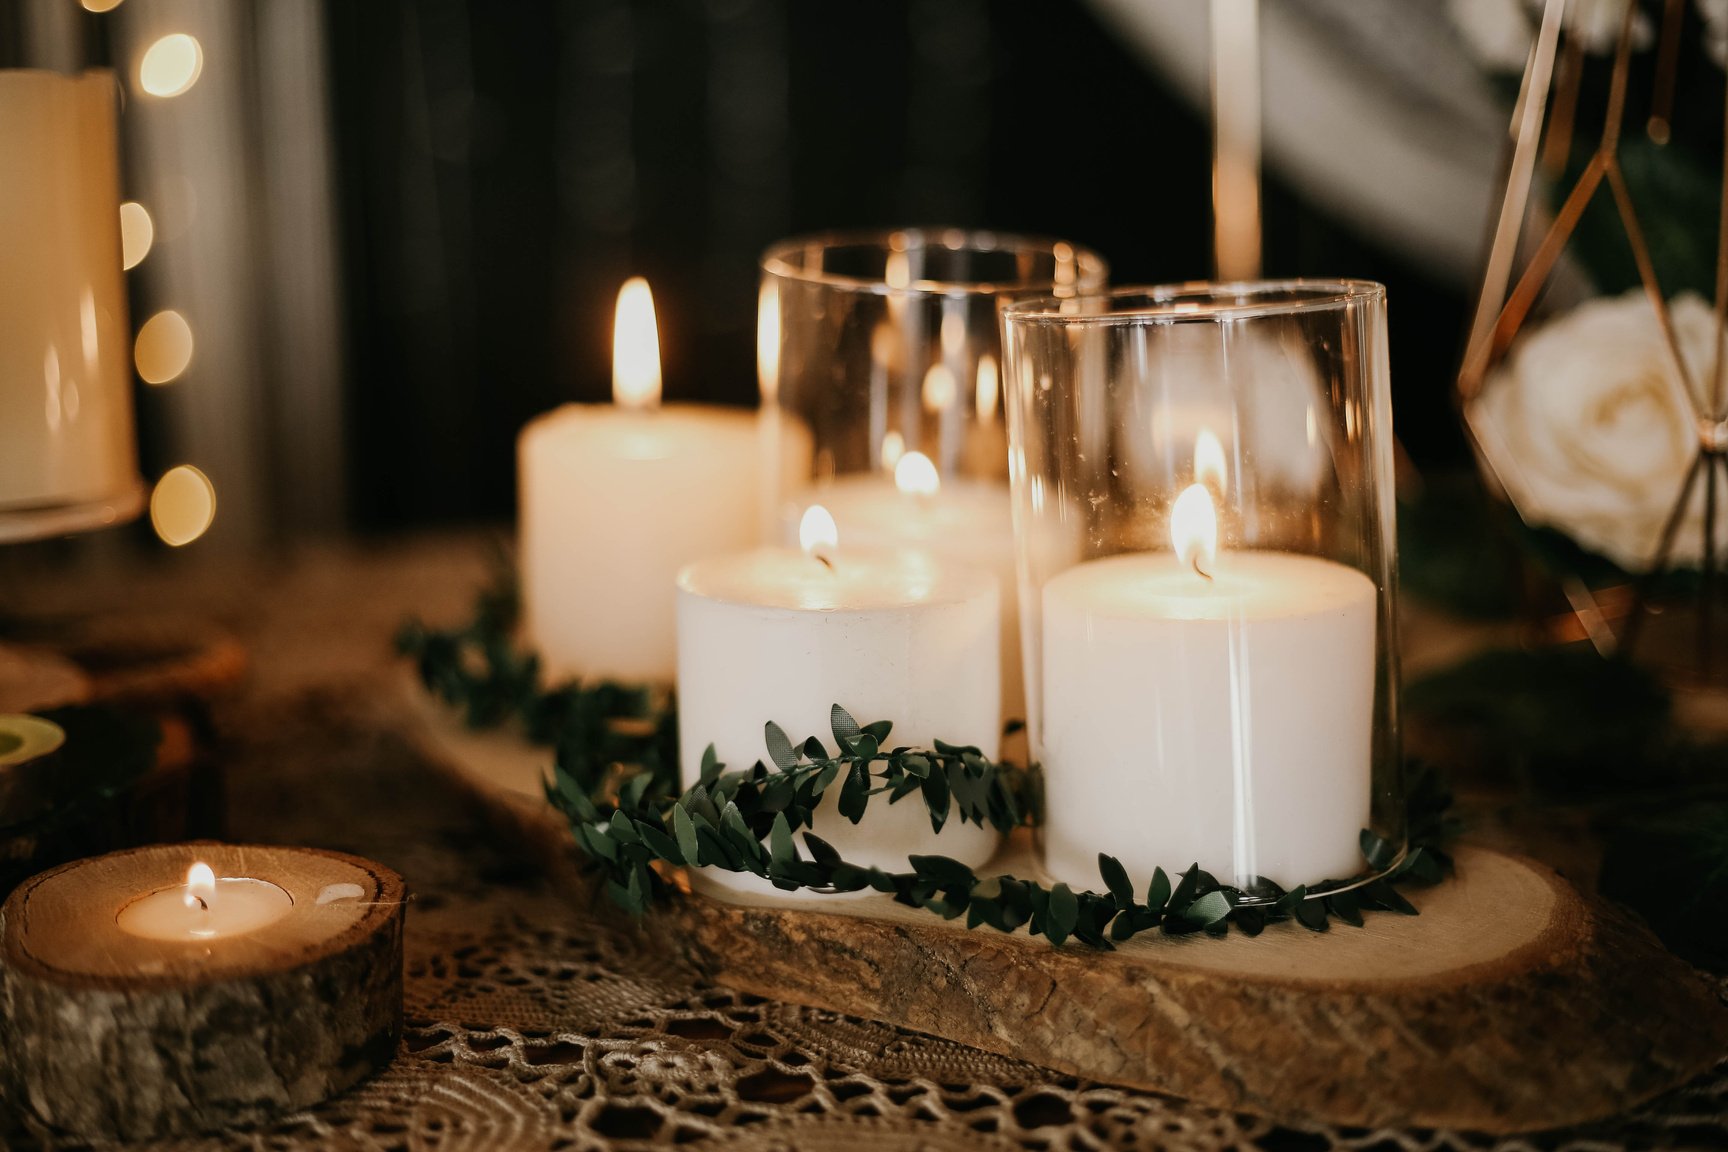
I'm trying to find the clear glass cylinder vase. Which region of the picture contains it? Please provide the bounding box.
[759,228,1107,725]
[1000,281,1403,897]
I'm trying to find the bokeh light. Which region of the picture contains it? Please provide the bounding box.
[134,310,194,384]
[139,34,203,98]
[119,202,153,270]
[81,0,124,11]
[149,465,216,546]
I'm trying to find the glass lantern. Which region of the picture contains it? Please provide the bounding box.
[999,281,1403,896]
[758,228,1107,725]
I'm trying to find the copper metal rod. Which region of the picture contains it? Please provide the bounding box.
[1620,451,1707,658]
[1649,0,1686,143]
[1606,160,1704,418]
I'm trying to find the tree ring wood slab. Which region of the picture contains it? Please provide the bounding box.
[0,842,404,1140]
[403,685,1728,1135]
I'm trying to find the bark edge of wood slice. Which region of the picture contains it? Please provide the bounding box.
[0,842,405,1141]
[408,685,1728,1135]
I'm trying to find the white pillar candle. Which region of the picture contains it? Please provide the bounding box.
[677,507,1002,899]
[519,278,762,684]
[116,862,294,942]
[1039,485,1376,891]
[780,456,1036,722]
[0,70,140,533]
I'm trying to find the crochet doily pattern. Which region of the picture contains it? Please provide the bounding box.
[5,677,1726,1151]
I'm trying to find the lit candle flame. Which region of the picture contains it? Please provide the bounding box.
[895,450,940,497]
[799,504,838,563]
[1194,428,1227,495]
[612,276,662,410]
[1172,483,1218,579]
[184,861,216,911]
[975,354,999,426]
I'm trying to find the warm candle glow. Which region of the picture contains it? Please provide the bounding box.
[975,354,999,425]
[119,201,154,270]
[799,504,838,557]
[183,862,216,911]
[756,279,779,402]
[921,364,957,412]
[612,276,662,411]
[139,33,203,98]
[895,450,940,497]
[1172,483,1218,578]
[880,430,906,471]
[1195,428,1227,494]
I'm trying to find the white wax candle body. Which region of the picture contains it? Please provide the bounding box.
[116,877,294,941]
[677,548,1001,899]
[0,71,138,516]
[782,477,1030,721]
[519,404,762,684]
[1039,551,1376,890]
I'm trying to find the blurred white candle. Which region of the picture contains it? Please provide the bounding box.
[0,70,140,536]
[677,506,1001,899]
[1039,483,1375,890]
[519,278,761,684]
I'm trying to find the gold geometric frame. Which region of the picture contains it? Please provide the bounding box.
[1459,0,1727,670]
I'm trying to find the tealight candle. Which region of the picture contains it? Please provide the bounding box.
[116,861,293,941]
[1039,483,1376,890]
[677,506,1002,898]
[519,278,766,684]
[1,843,404,1140]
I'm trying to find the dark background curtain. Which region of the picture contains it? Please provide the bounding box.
[326,0,1470,533]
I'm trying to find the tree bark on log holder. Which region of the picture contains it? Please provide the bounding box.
[0,842,404,1141]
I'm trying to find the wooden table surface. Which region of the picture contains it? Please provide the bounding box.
[1,531,1723,1151]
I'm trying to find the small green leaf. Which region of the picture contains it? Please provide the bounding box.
[638,822,681,864]
[1360,828,1398,871]
[1327,889,1365,927]
[1098,854,1134,908]
[1047,882,1079,945]
[862,719,893,744]
[1183,889,1235,926]
[1295,897,1330,932]
[672,804,700,865]
[1146,867,1171,912]
[909,855,975,887]
[764,721,798,770]
[699,744,723,787]
[839,761,871,823]
[921,767,950,833]
[802,832,841,867]
[608,810,640,845]
[769,812,796,866]
[830,703,861,746]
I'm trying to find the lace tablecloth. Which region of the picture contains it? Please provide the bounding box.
[3,536,1725,1151]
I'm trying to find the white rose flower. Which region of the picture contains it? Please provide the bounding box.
[1699,0,1728,66]
[1468,289,1725,572]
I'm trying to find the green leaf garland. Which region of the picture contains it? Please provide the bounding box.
[402,572,1454,946]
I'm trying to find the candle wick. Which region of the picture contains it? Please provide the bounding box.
[814,552,834,573]
[194,896,208,911]
[1192,553,1213,582]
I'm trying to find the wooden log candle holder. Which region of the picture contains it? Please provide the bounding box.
[0,842,404,1140]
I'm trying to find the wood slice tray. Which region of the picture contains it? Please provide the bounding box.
[400,680,1728,1135]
